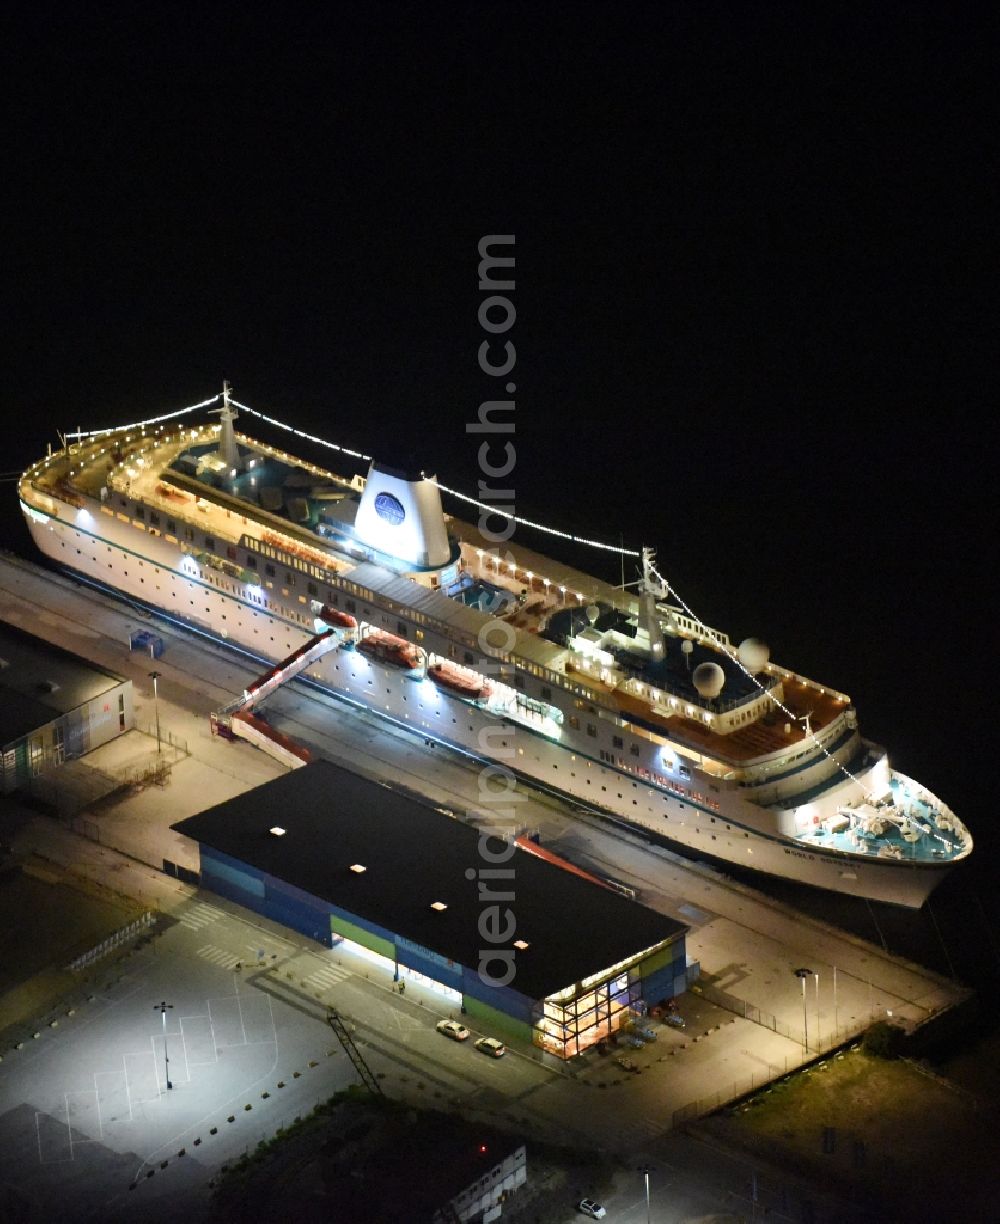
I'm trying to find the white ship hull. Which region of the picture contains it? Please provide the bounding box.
[22,499,957,907]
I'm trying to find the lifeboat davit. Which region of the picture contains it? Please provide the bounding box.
[357,629,423,671]
[428,661,492,701]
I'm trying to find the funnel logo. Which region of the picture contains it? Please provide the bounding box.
[374,491,405,525]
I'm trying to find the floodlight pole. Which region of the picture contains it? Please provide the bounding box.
[149,670,162,754]
[156,1000,173,1090]
[794,968,812,1052]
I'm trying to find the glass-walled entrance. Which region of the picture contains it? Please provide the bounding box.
[535,970,640,1059]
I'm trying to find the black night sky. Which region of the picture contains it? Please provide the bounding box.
[2,6,997,984]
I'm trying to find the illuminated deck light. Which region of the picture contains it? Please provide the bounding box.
[349,863,367,873]
[269,826,286,837]
[513,939,530,950]
[430,901,448,911]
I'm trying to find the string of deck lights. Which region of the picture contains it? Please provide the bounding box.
[67,394,222,440]
[61,392,640,554]
[432,480,641,557]
[232,399,374,463]
[232,399,640,556]
[648,560,873,800]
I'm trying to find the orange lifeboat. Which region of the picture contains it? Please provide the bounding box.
[318,605,358,630]
[357,629,422,671]
[428,661,492,701]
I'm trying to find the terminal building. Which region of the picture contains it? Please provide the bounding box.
[174,760,688,1058]
[0,622,133,794]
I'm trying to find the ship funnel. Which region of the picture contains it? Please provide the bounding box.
[353,462,452,569]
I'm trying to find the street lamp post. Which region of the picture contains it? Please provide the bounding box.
[149,670,162,754]
[638,1164,651,1224]
[815,971,821,1050]
[794,967,812,1052]
[155,1000,174,1090]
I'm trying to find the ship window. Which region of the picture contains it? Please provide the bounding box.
[204,536,214,550]
[630,744,640,756]
[586,724,597,737]
[416,629,424,640]
[265,564,276,577]
[464,651,474,665]
[245,555,257,568]
[184,528,194,541]
[307,582,318,596]
[285,572,295,585]
[149,511,160,526]
[513,676,524,690]
[541,686,552,700]
[166,519,175,533]
[568,716,579,730]
[345,599,356,613]
[227,546,237,560]
[612,735,624,749]
[397,622,408,637]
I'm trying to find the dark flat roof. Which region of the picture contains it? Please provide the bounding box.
[0,621,125,746]
[173,760,685,999]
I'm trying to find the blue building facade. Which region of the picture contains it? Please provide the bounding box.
[198,844,687,1056]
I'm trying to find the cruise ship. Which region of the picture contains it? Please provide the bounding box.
[18,387,972,907]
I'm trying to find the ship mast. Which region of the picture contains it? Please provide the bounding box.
[640,545,666,661]
[215,379,240,473]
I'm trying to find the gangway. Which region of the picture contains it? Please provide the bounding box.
[210,624,345,767]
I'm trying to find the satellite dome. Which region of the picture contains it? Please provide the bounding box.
[738,637,770,673]
[585,604,600,625]
[692,661,726,699]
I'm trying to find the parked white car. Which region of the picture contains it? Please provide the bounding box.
[578,1199,607,1218]
[436,1019,470,1041]
[474,1036,506,1058]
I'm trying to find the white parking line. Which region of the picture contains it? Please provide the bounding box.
[33,1109,73,1165]
[234,976,248,1045]
[96,1068,132,1125]
[65,1089,101,1145]
[180,1012,218,1066]
[179,1017,192,1082]
[122,1055,134,1120]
